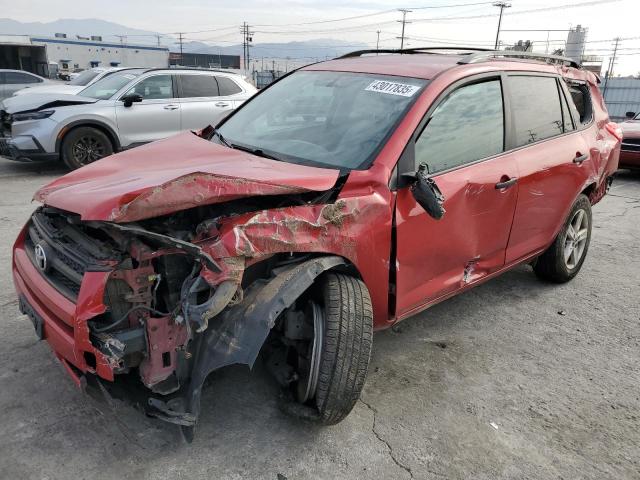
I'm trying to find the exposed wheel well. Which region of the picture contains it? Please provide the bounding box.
[57,123,120,154]
[581,182,597,201]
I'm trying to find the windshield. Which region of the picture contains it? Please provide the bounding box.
[217,71,427,170]
[78,70,143,100]
[69,69,101,86]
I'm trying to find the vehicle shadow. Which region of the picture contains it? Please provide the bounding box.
[0,158,67,177]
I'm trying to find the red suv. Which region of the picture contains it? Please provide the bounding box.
[12,49,621,439]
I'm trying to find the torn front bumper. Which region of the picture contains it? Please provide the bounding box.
[12,226,115,386]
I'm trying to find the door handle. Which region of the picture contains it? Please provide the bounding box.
[164,104,179,110]
[215,102,230,107]
[495,177,518,190]
[573,153,589,164]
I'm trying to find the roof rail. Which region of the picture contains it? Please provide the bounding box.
[338,47,492,59]
[458,50,581,69]
[147,66,240,75]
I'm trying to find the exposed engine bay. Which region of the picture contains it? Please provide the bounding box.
[27,181,361,438]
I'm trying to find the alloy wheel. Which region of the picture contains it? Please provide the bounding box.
[563,208,589,269]
[72,135,107,165]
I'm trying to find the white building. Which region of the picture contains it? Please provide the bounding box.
[0,34,169,77]
[31,36,169,71]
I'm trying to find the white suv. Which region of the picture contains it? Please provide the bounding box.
[0,68,257,169]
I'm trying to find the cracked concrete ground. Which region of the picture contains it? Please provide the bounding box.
[0,159,638,480]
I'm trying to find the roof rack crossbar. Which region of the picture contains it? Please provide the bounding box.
[337,47,492,59]
[458,50,581,69]
[337,47,581,69]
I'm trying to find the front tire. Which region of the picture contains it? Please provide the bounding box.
[314,273,373,424]
[533,194,592,283]
[61,126,113,170]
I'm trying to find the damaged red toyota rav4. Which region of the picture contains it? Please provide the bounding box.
[13,49,620,439]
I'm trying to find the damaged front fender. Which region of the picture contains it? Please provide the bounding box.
[149,255,346,436]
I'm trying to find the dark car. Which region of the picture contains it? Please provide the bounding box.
[619,112,640,169]
[12,48,620,439]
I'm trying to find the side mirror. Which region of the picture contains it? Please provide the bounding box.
[121,93,143,107]
[626,111,636,119]
[406,163,446,220]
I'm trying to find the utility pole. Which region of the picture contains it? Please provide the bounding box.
[603,37,620,101]
[241,22,254,75]
[493,2,511,50]
[376,30,381,52]
[177,32,184,66]
[116,35,127,46]
[154,34,161,47]
[397,9,411,49]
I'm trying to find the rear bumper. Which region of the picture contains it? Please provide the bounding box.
[12,226,115,385]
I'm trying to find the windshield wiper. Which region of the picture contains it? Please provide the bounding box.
[211,128,232,148]
[230,143,284,162]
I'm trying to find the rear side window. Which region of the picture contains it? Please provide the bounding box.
[566,81,593,126]
[6,72,41,84]
[180,75,219,97]
[510,76,564,147]
[415,79,504,173]
[216,76,242,96]
[559,87,575,133]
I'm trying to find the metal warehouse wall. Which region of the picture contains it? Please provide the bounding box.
[602,78,640,120]
[31,37,169,70]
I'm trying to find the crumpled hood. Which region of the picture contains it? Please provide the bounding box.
[1,93,97,114]
[35,132,341,223]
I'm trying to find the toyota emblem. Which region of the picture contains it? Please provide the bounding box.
[34,244,48,272]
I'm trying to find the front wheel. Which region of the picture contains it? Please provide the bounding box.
[533,194,592,283]
[61,126,114,170]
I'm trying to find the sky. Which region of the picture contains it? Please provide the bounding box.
[3,0,640,75]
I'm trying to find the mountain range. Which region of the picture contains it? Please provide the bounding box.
[0,18,367,59]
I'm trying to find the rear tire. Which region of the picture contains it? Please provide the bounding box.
[314,273,373,425]
[62,126,113,170]
[533,194,592,283]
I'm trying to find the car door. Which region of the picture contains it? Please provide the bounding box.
[115,73,181,147]
[394,76,519,317]
[215,75,247,110]
[178,74,232,130]
[503,74,591,264]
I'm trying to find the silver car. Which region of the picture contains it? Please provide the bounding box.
[0,69,52,100]
[12,67,128,97]
[0,68,257,169]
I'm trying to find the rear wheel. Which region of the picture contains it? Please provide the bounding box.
[533,194,592,283]
[62,126,113,170]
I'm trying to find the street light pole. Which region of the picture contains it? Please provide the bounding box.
[493,2,511,50]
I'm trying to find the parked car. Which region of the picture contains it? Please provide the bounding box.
[0,68,257,169]
[0,69,51,101]
[11,49,620,440]
[619,111,640,169]
[12,67,127,97]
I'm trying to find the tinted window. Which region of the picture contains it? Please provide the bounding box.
[125,75,173,100]
[180,75,219,97]
[415,80,504,173]
[6,72,40,84]
[510,76,564,146]
[566,82,593,125]
[216,76,242,96]
[218,71,426,170]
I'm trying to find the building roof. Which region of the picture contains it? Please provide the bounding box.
[30,36,168,52]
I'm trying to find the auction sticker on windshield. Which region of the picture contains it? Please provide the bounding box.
[365,80,420,97]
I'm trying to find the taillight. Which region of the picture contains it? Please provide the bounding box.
[605,122,623,141]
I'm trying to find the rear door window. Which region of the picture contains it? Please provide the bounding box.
[216,76,242,96]
[179,74,219,98]
[509,76,565,147]
[415,79,505,173]
[5,72,41,84]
